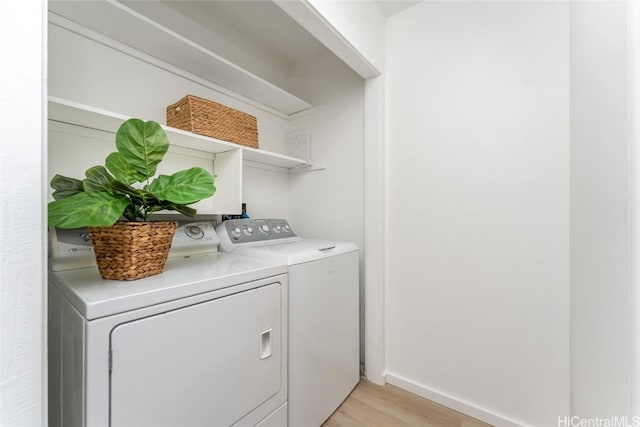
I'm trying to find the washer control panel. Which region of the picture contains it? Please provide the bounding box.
[221,219,297,245]
[171,221,220,251]
[49,221,220,271]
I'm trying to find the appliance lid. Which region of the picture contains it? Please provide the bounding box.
[230,239,359,265]
[49,252,287,320]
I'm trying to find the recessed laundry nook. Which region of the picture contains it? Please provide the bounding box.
[1,1,638,427]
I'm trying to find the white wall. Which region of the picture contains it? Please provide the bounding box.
[242,165,290,219]
[385,2,570,426]
[288,49,364,245]
[0,1,46,426]
[632,1,640,416]
[288,49,365,362]
[570,1,632,418]
[48,23,292,217]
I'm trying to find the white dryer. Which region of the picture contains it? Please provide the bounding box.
[217,219,360,427]
[48,221,289,427]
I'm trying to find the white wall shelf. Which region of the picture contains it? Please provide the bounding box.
[49,97,314,171]
[48,0,312,116]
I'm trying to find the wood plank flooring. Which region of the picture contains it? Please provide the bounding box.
[322,380,493,427]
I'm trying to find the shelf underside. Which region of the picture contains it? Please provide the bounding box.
[48,0,312,116]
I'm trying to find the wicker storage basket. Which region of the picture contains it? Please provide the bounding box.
[88,221,178,281]
[166,95,259,149]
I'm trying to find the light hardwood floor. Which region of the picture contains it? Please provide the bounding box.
[322,381,493,427]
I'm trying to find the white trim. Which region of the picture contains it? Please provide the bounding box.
[628,0,640,417]
[363,76,386,385]
[39,1,50,426]
[385,373,525,427]
[41,2,49,423]
[274,0,380,80]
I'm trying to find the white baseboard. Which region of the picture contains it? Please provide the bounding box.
[384,372,525,427]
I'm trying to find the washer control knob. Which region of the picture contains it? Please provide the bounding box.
[231,227,242,237]
[260,224,270,234]
[185,225,204,240]
[283,224,290,232]
[243,227,253,236]
[274,225,282,233]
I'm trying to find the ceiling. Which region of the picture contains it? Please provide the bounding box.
[119,0,422,91]
[375,0,423,18]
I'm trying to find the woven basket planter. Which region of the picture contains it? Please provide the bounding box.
[167,95,259,149]
[88,221,178,281]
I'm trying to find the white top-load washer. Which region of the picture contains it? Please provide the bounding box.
[48,221,289,427]
[217,219,360,427]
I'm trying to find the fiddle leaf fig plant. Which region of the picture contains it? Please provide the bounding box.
[48,118,216,229]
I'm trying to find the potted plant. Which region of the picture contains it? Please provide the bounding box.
[48,118,216,280]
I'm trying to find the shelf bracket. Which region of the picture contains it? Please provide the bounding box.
[289,163,326,174]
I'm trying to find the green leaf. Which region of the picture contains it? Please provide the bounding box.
[50,175,84,200]
[146,174,170,195]
[105,152,146,185]
[83,166,115,193]
[111,180,147,199]
[116,119,169,180]
[48,191,129,228]
[146,167,215,204]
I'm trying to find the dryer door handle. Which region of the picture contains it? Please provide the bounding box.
[259,328,272,360]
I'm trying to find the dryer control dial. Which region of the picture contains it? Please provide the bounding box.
[185,225,204,240]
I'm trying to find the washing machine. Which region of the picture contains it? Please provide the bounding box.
[48,221,289,427]
[217,219,360,427]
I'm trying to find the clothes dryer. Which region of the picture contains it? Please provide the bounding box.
[48,221,289,427]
